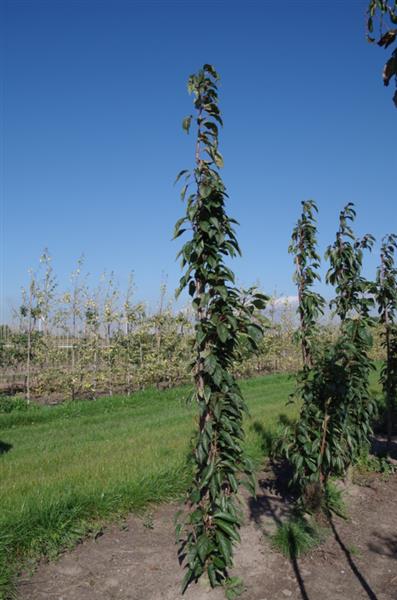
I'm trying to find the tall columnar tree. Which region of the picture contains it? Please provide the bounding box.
[288,200,325,367]
[325,203,376,466]
[376,234,397,452]
[367,0,397,107]
[174,65,267,592]
[284,201,329,495]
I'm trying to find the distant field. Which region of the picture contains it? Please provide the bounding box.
[0,369,381,595]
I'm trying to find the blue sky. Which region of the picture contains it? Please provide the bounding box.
[2,0,396,322]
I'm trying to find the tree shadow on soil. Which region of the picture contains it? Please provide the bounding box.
[328,515,379,600]
[249,420,383,600]
[368,532,397,559]
[248,421,311,600]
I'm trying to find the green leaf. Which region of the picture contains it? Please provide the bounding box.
[180,184,188,201]
[215,519,240,542]
[174,169,189,184]
[182,115,192,133]
[217,322,229,343]
[207,563,217,587]
[173,228,186,239]
[213,511,239,524]
[215,530,232,564]
[247,324,262,344]
[197,534,210,563]
[199,183,212,198]
[181,568,193,594]
[214,151,224,168]
[204,354,218,374]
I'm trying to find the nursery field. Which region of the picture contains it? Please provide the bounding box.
[3,1,397,599]
[0,373,301,594]
[0,368,387,599]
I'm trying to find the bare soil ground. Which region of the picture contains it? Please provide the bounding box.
[18,469,397,600]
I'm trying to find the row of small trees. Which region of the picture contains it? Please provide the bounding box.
[285,202,397,505]
[1,270,192,400]
[174,65,396,595]
[1,257,315,401]
[1,263,387,404]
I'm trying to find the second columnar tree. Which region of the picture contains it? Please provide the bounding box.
[325,203,376,465]
[285,204,376,498]
[284,201,329,495]
[174,65,267,592]
[376,234,397,452]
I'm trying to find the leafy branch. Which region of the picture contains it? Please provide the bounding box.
[376,234,397,452]
[288,199,325,367]
[367,0,397,106]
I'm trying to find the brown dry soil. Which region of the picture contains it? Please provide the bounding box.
[18,469,397,600]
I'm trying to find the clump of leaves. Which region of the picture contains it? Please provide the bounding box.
[288,199,325,368]
[271,517,323,559]
[367,0,397,107]
[355,447,397,477]
[174,64,267,593]
[224,577,245,600]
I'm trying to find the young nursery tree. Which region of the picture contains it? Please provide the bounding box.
[376,234,397,452]
[285,203,376,499]
[324,203,376,466]
[64,256,86,400]
[174,65,267,592]
[284,201,328,495]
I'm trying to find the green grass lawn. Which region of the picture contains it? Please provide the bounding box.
[0,369,382,596]
[0,373,297,594]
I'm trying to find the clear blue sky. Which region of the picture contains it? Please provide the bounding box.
[2,0,396,322]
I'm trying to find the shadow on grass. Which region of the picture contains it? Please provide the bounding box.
[248,419,310,600]
[0,441,12,455]
[370,436,397,460]
[250,413,295,456]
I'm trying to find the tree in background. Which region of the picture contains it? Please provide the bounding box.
[284,201,328,498]
[19,251,57,402]
[376,234,397,453]
[367,0,397,107]
[285,203,376,504]
[174,65,267,593]
[324,203,376,469]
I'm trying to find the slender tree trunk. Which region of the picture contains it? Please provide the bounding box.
[296,248,310,368]
[385,319,393,454]
[380,255,393,455]
[26,285,32,403]
[107,323,112,396]
[71,306,76,401]
[319,409,330,486]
